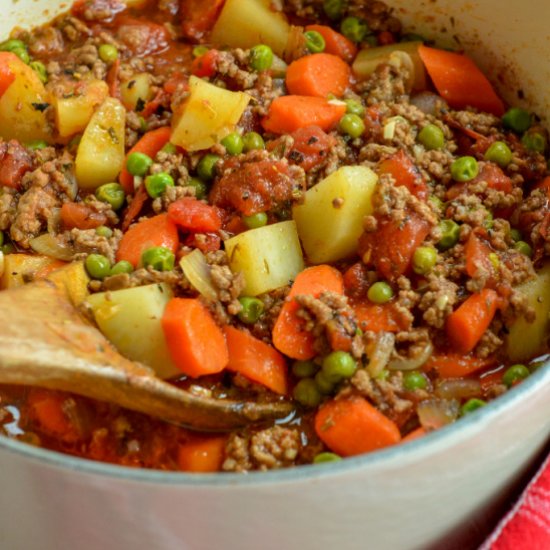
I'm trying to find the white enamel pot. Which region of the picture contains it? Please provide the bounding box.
[1,2,550,549]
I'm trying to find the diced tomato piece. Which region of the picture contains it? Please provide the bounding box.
[168,197,222,233]
[180,0,225,41]
[0,140,33,189]
[116,17,169,57]
[287,125,335,171]
[191,49,219,78]
[60,203,108,230]
[378,150,428,200]
[185,232,221,253]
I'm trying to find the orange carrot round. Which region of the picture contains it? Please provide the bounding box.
[177,436,227,473]
[315,395,401,457]
[224,326,289,395]
[445,288,499,354]
[423,352,496,379]
[304,25,358,63]
[286,53,351,98]
[162,298,228,377]
[116,213,179,267]
[272,265,344,360]
[262,96,346,134]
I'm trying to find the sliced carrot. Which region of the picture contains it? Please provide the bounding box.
[353,301,409,333]
[60,202,108,230]
[378,150,428,201]
[121,184,149,231]
[27,389,80,443]
[402,427,426,443]
[305,25,357,63]
[446,288,499,354]
[286,53,351,98]
[168,197,222,233]
[177,436,227,473]
[465,231,494,280]
[358,211,432,282]
[116,213,179,267]
[272,265,344,360]
[262,95,346,134]
[315,395,401,457]
[418,45,505,116]
[162,298,228,377]
[181,0,225,41]
[0,52,16,98]
[224,326,288,395]
[424,352,496,379]
[119,127,172,194]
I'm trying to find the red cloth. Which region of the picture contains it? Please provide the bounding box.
[481,452,550,550]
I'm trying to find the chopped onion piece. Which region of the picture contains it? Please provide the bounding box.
[271,54,288,78]
[383,115,408,140]
[417,398,460,430]
[410,92,448,116]
[179,249,218,302]
[366,331,395,377]
[47,207,61,234]
[436,378,482,400]
[388,340,433,371]
[30,233,75,261]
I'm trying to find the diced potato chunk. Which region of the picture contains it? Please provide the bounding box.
[120,73,153,111]
[86,283,180,379]
[54,80,109,138]
[171,76,250,152]
[293,166,378,264]
[0,254,57,289]
[75,97,126,190]
[352,42,426,91]
[225,220,304,296]
[210,0,290,57]
[0,53,52,143]
[506,263,550,362]
[47,262,90,306]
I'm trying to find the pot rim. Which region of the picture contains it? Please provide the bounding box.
[1,360,548,485]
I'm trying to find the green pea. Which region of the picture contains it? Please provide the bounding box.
[340,16,369,43]
[502,364,530,387]
[502,107,531,133]
[126,151,153,177]
[0,39,27,53]
[161,142,178,155]
[484,141,512,168]
[242,132,265,152]
[403,371,428,391]
[418,124,445,150]
[292,361,318,378]
[412,246,438,275]
[197,154,221,181]
[249,44,273,72]
[322,351,357,382]
[85,254,111,279]
[437,219,460,250]
[27,140,48,150]
[521,132,547,154]
[304,30,326,53]
[510,228,522,242]
[1,243,15,255]
[242,212,268,229]
[98,44,118,64]
[141,246,175,271]
[323,0,344,20]
[187,177,208,199]
[95,226,113,238]
[339,113,366,139]
[293,378,322,407]
[238,296,264,324]
[315,370,335,394]
[313,452,342,464]
[461,398,487,416]
[451,156,479,182]
[367,281,394,304]
[344,99,365,117]
[110,260,134,276]
[192,45,209,58]
[221,132,244,156]
[30,61,47,84]
[145,172,175,199]
[95,183,125,210]
[514,240,533,258]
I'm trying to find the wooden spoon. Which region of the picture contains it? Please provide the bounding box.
[0,280,295,431]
